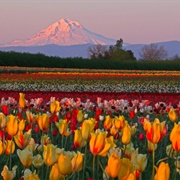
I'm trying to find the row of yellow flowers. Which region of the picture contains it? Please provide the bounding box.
[0,93,179,179]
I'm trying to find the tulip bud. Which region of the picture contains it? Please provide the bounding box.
[168,108,178,122]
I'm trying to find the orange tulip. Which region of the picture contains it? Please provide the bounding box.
[19,93,26,109]
[6,114,19,137]
[0,112,7,129]
[18,119,26,131]
[81,118,96,140]
[121,122,131,144]
[14,130,31,149]
[118,158,133,180]
[1,165,17,180]
[43,144,59,166]
[50,100,61,114]
[106,152,121,178]
[55,119,70,136]
[71,151,84,172]
[114,116,125,129]
[154,162,170,180]
[74,129,86,148]
[168,108,178,122]
[0,140,6,155]
[89,130,116,156]
[143,118,166,144]
[26,111,36,124]
[37,113,49,132]
[49,163,64,180]
[170,123,180,151]
[58,154,72,175]
[104,115,113,130]
[5,140,15,155]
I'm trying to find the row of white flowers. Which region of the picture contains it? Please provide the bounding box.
[0,80,179,93]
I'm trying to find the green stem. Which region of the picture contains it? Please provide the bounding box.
[64,136,68,150]
[98,158,108,180]
[9,153,12,170]
[152,148,155,180]
[93,155,96,180]
[82,144,87,180]
[45,166,49,180]
[174,153,179,180]
[61,135,64,148]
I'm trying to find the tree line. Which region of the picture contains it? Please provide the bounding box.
[88,38,178,61]
[0,50,179,71]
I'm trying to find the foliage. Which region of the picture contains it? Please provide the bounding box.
[139,44,168,60]
[0,51,180,70]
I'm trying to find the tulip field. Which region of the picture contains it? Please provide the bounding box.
[0,68,180,180]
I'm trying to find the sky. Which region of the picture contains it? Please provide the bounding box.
[0,0,180,45]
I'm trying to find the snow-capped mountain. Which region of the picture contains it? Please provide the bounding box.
[2,18,116,47]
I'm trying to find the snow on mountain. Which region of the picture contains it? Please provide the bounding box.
[2,18,116,47]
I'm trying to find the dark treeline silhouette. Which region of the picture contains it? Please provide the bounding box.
[0,51,179,71]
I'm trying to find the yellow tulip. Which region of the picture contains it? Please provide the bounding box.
[130,125,136,136]
[55,119,70,136]
[118,158,133,180]
[43,144,58,166]
[32,154,44,168]
[170,123,180,151]
[89,130,115,156]
[5,140,15,155]
[74,129,86,148]
[77,110,84,123]
[58,154,72,175]
[114,115,125,129]
[154,162,170,180]
[0,112,7,129]
[147,140,157,152]
[17,149,33,167]
[18,119,26,131]
[26,111,36,124]
[121,122,131,144]
[110,125,119,136]
[50,100,61,114]
[23,169,40,180]
[143,118,166,144]
[81,118,96,140]
[37,113,49,132]
[168,108,178,122]
[71,151,84,172]
[19,93,26,109]
[104,115,113,130]
[14,130,31,149]
[0,140,6,155]
[106,152,121,178]
[6,114,19,137]
[127,173,136,180]
[26,138,39,152]
[131,149,147,172]
[1,165,17,180]
[49,163,64,180]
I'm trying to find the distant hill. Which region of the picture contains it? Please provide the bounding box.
[0,41,180,59]
[125,40,180,59]
[0,17,179,59]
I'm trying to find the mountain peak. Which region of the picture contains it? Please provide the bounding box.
[2,18,116,47]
